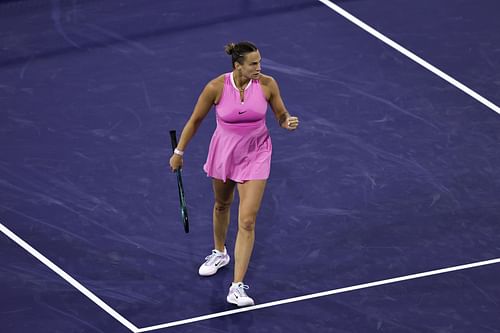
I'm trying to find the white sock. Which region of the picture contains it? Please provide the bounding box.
[214,246,226,255]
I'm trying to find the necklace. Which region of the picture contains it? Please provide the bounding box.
[232,72,248,104]
[234,73,249,90]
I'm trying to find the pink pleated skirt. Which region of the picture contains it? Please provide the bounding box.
[203,119,272,183]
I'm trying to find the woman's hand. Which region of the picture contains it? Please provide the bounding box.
[282,116,299,131]
[169,153,183,172]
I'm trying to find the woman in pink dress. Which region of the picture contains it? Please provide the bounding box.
[169,41,299,306]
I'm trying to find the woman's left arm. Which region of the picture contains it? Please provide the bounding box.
[268,77,299,131]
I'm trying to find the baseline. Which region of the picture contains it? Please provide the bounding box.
[137,258,500,331]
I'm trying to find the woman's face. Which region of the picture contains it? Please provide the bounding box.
[235,50,261,80]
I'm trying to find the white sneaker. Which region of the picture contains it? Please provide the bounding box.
[226,282,255,307]
[198,247,230,276]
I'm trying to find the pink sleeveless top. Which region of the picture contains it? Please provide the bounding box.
[203,72,272,183]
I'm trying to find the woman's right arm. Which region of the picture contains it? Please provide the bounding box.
[169,80,219,171]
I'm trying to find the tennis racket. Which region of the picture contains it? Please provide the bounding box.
[169,130,189,233]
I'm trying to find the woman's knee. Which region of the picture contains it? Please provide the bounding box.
[214,198,233,213]
[239,216,256,231]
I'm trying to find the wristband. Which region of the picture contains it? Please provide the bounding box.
[174,148,184,156]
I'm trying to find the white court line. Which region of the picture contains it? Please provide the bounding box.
[318,0,500,115]
[2,222,500,332]
[137,258,500,332]
[0,223,139,333]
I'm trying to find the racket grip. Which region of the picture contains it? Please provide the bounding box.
[169,130,178,153]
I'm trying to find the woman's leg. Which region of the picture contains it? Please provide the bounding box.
[233,179,267,283]
[212,178,237,252]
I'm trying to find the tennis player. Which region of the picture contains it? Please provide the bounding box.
[169,41,299,306]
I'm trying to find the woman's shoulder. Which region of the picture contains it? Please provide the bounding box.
[206,74,226,90]
[258,74,277,86]
[205,74,227,104]
[202,74,225,95]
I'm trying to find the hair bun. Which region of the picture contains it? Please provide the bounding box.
[224,43,236,55]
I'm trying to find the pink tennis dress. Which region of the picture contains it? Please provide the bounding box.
[203,72,272,183]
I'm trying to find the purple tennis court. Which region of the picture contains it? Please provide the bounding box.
[1,0,500,332]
